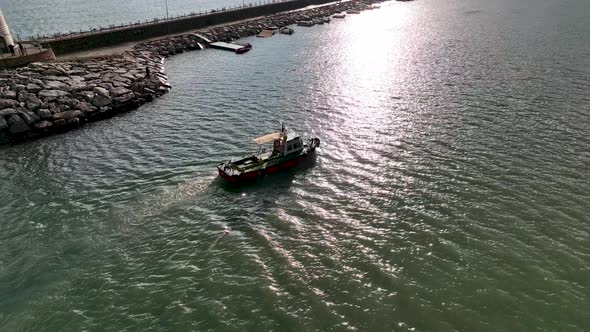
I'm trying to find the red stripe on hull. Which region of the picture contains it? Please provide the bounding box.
[265,154,307,174]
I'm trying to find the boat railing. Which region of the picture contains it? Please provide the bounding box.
[25,0,302,43]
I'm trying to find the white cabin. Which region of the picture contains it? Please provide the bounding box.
[272,133,304,157]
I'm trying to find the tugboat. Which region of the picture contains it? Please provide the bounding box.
[217,124,320,184]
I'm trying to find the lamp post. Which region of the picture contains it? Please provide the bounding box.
[165,0,169,20]
[0,9,15,53]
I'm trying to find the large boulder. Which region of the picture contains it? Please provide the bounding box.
[112,75,131,83]
[17,90,31,103]
[18,91,43,111]
[67,68,87,76]
[18,110,40,126]
[76,91,95,102]
[110,87,132,97]
[0,117,7,132]
[49,102,69,114]
[45,75,69,82]
[0,91,17,99]
[92,86,110,97]
[69,75,85,82]
[12,84,26,92]
[53,110,82,120]
[0,99,20,109]
[7,114,30,134]
[75,101,96,114]
[130,82,145,92]
[28,98,42,111]
[84,73,101,80]
[29,78,44,86]
[43,68,68,76]
[45,81,69,90]
[57,96,80,108]
[26,83,42,93]
[36,109,52,120]
[113,93,134,106]
[121,72,136,80]
[69,83,90,92]
[34,120,53,130]
[112,80,130,88]
[98,83,114,91]
[91,95,111,107]
[0,108,17,117]
[39,90,70,99]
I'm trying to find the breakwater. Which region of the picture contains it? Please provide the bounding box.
[0,0,384,145]
[0,51,170,145]
[38,0,337,56]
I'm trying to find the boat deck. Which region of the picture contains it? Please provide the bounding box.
[257,29,276,38]
[209,41,247,52]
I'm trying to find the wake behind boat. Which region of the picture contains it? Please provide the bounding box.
[217,124,320,184]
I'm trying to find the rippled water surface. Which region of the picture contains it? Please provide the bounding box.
[1,0,590,330]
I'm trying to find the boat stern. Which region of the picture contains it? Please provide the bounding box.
[217,162,238,183]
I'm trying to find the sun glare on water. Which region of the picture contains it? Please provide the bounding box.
[318,3,418,137]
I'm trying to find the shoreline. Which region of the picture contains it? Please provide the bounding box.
[0,0,385,146]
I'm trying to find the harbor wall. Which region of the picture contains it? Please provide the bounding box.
[43,0,335,55]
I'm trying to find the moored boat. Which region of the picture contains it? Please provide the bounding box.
[217,124,320,184]
[235,42,252,54]
[333,13,346,19]
[280,27,294,35]
[296,20,315,27]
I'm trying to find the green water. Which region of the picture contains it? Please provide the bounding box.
[1,0,589,330]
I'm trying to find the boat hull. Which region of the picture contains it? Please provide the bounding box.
[218,150,314,184]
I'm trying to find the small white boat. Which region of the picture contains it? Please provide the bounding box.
[280,27,294,35]
[296,20,314,27]
[313,18,324,25]
[333,14,346,19]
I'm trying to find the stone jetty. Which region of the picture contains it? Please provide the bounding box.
[0,0,384,145]
[0,52,169,144]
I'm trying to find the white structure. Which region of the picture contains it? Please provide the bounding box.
[0,9,14,52]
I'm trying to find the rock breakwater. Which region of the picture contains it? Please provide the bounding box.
[0,0,384,145]
[0,52,170,144]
